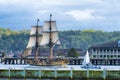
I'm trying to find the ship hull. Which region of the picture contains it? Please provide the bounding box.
[26,58,69,66]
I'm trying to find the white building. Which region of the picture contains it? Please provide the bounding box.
[89,40,120,65]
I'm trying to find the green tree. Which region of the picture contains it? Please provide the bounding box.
[1,28,120,51]
[67,48,79,58]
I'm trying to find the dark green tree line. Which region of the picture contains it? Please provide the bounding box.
[1,28,120,51]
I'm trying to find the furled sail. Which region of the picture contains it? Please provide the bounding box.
[21,26,43,58]
[40,21,60,46]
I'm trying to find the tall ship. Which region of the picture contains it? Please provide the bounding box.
[21,14,69,66]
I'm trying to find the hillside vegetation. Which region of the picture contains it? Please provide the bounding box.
[0,28,120,51]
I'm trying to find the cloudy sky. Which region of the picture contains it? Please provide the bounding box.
[0,0,120,31]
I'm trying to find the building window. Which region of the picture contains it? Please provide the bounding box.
[114,49,116,53]
[104,55,106,58]
[118,55,120,58]
[114,55,116,58]
[100,49,102,52]
[107,49,109,52]
[93,55,96,58]
[104,49,106,52]
[111,49,113,52]
[93,49,96,52]
[118,49,120,51]
[111,55,113,58]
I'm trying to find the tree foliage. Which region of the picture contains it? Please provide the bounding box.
[67,48,79,58]
[1,28,120,51]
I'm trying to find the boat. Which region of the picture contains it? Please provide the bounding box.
[21,14,69,66]
[81,51,101,69]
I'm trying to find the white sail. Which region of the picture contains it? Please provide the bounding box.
[81,51,101,69]
[27,26,43,48]
[27,37,36,48]
[30,26,42,35]
[22,48,32,58]
[40,21,60,46]
[82,51,90,65]
[43,21,57,31]
[22,17,61,59]
[30,26,36,35]
[22,26,43,57]
[40,32,60,45]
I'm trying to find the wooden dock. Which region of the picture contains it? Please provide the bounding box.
[0,66,119,80]
[1,58,120,65]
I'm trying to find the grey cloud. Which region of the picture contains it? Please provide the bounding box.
[0,0,119,31]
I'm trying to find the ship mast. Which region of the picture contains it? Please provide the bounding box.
[40,14,60,60]
[49,14,53,60]
[35,19,39,60]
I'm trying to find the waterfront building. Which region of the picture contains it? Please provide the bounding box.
[89,40,120,65]
[0,51,5,63]
[2,41,120,65]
